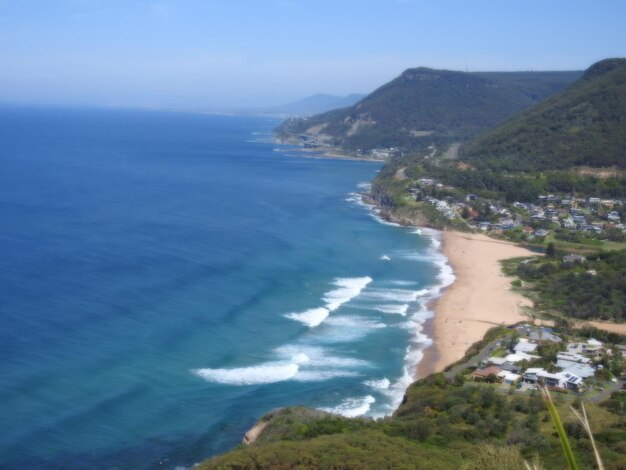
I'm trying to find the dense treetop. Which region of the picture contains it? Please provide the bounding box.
[461,58,626,171]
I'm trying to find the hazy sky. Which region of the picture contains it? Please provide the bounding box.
[1,0,625,108]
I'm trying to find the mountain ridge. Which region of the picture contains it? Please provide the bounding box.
[460,58,626,171]
[275,67,582,155]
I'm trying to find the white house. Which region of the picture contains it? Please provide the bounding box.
[567,339,603,358]
[498,371,522,385]
[556,352,590,364]
[514,338,538,354]
[559,361,595,379]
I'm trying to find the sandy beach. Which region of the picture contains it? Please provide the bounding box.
[425,231,536,374]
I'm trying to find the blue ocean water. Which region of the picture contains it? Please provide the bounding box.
[0,107,452,469]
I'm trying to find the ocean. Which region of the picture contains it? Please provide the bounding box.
[0,107,452,469]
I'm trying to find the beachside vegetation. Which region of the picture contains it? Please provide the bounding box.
[513,249,626,322]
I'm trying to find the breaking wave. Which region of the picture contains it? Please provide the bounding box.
[285,277,372,327]
[320,395,376,417]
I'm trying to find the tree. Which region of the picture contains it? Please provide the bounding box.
[545,242,556,258]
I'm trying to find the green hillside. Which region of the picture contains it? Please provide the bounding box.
[275,68,580,154]
[461,58,626,171]
[200,370,626,469]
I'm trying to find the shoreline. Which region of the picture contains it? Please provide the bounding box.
[425,231,535,375]
[273,138,387,163]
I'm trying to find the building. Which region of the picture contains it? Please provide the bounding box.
[471,366,504,381]
[528,328,562,343]
[498,371,522,385]
[514,339,539,354]
[567,339,603,358]
[559,362,595,379]
[563,254,586,264]
[523,368,545,384]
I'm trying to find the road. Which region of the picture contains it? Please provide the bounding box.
[443,332,513,380]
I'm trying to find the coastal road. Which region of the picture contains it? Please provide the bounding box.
[443,332,513,380]
[588,378,625,403]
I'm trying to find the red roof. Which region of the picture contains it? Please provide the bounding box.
[472,366,503,377]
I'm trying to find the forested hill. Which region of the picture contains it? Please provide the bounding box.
[461,58,626,171]
[275,67,580,154]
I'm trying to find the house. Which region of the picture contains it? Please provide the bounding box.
[560,372,584,391]
[567,339,603,358]
[528,328,562,343]
[488,352,540,365]
[563,254,586,264]
[535,229,550,237]
[471,366,504,381]
[485,357,520,372]
[524,370,584,391]
[521,226,534,235]
[514,338,538,354]
[608,211,621,222]
[537,371,562,388]
[559,361,596,379]
[556,352,590,364]
[523,367,545,384]
[498,371,522,385]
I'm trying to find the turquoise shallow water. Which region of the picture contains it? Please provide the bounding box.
[0,107,452,469]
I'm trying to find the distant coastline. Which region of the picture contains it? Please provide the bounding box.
[273,136,387,163]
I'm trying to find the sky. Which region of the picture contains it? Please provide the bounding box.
[0,0,625,108]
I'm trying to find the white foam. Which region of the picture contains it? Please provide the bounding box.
[435,254,455,289]
[323,277,373,311]
[380,255,391,261]
[388,280,417,287]
[291,353,311,364]
[368,212,402,227]
[192,363,299,386]
[274,345,370,369]
[364,378,391,389]
[284,277,372,328]
[285,307,330,328]
[325,315,387,329]
[345,192,363,204]
[370,304,409,316]
[320,395,376,418]
[295,370,362,382]
[359,288,425,303]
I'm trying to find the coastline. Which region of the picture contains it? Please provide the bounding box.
[425,231,535,375]
[273,138,387,163]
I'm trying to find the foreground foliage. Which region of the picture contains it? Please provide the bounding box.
[200,374,626,469]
